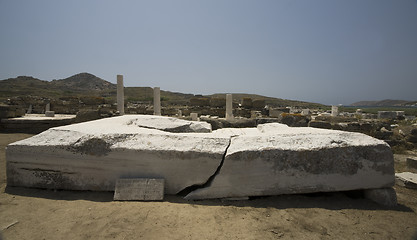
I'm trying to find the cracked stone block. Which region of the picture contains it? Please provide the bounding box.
[6,115,228,194]
[114,178,164,201]
[185,123,394,199]
[7,117,395,201]
[395,172,417,189]
[364,188,397,207]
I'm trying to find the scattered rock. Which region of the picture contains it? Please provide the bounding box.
[395,172,417,189]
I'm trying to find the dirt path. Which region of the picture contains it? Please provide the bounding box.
[1,133,417,239]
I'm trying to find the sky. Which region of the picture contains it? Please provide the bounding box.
[1,0,416,105]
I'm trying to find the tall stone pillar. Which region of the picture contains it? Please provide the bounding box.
[331,105,338,117]
[226,94,234,121]
[154,87,161,116]
[117,75,124,115]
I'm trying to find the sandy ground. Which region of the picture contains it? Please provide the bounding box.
[1,133,417,240]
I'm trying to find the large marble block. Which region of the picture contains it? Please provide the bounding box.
[6,116,394,200]
[185,123,394,199]
[6,115,226,194]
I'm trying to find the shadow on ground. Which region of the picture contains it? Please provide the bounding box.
[4,185,414,213]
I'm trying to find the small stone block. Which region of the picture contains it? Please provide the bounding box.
[190,113,198,121]
[395,172,417,189]
[364,188,397,207]
[114,178,164,201]
[406,157,417,170]
[45,111,55,117]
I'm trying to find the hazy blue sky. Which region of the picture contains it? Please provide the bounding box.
[1,0,416,105]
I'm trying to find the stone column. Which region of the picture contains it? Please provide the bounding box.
[117,75,124,115]
[331,106,338,117]
[46,103,50,112]
[226,94,234,121]
[154,87,161,116]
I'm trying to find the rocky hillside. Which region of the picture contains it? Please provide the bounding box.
[50,73,116,92]
[0,73,327,108]
[351,99,417,107]
[0,73,115,99]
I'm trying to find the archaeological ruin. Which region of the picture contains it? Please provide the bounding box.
[3,74,417,206]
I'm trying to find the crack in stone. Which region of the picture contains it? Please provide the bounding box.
[177,136,234,197]
[133,123,196,133]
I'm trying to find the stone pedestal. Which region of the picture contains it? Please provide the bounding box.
[117,75,124,115]
[154,87,161,116]
[190,113,198,121]
[226,94,233,121]
[331,106,338,117]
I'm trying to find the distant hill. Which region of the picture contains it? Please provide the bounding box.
[0,73,327,108]
[350,99,417,107]
[51,73,116,92]
[208,93,325,108]
[0,73,115,99]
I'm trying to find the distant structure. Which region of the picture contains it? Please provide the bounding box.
[226,94,234,121]
[117,75,124,115]
[154,87,161,116]
[331,105,338,117]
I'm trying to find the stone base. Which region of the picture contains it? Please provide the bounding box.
[45,111,55,117]
[395,172,417,189]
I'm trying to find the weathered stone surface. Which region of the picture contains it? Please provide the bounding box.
[7,117,395,201]
[1,114,76,134]
[395,172,417,189]
[124,115,211,133]
[185,123,394,199]
[153,87,161,116]
[116,75,124,115]
[114,178,164,201]
[6,115,226,194]
[226,94,233,121]
[190,113,199,121]
[364,188,397,207]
